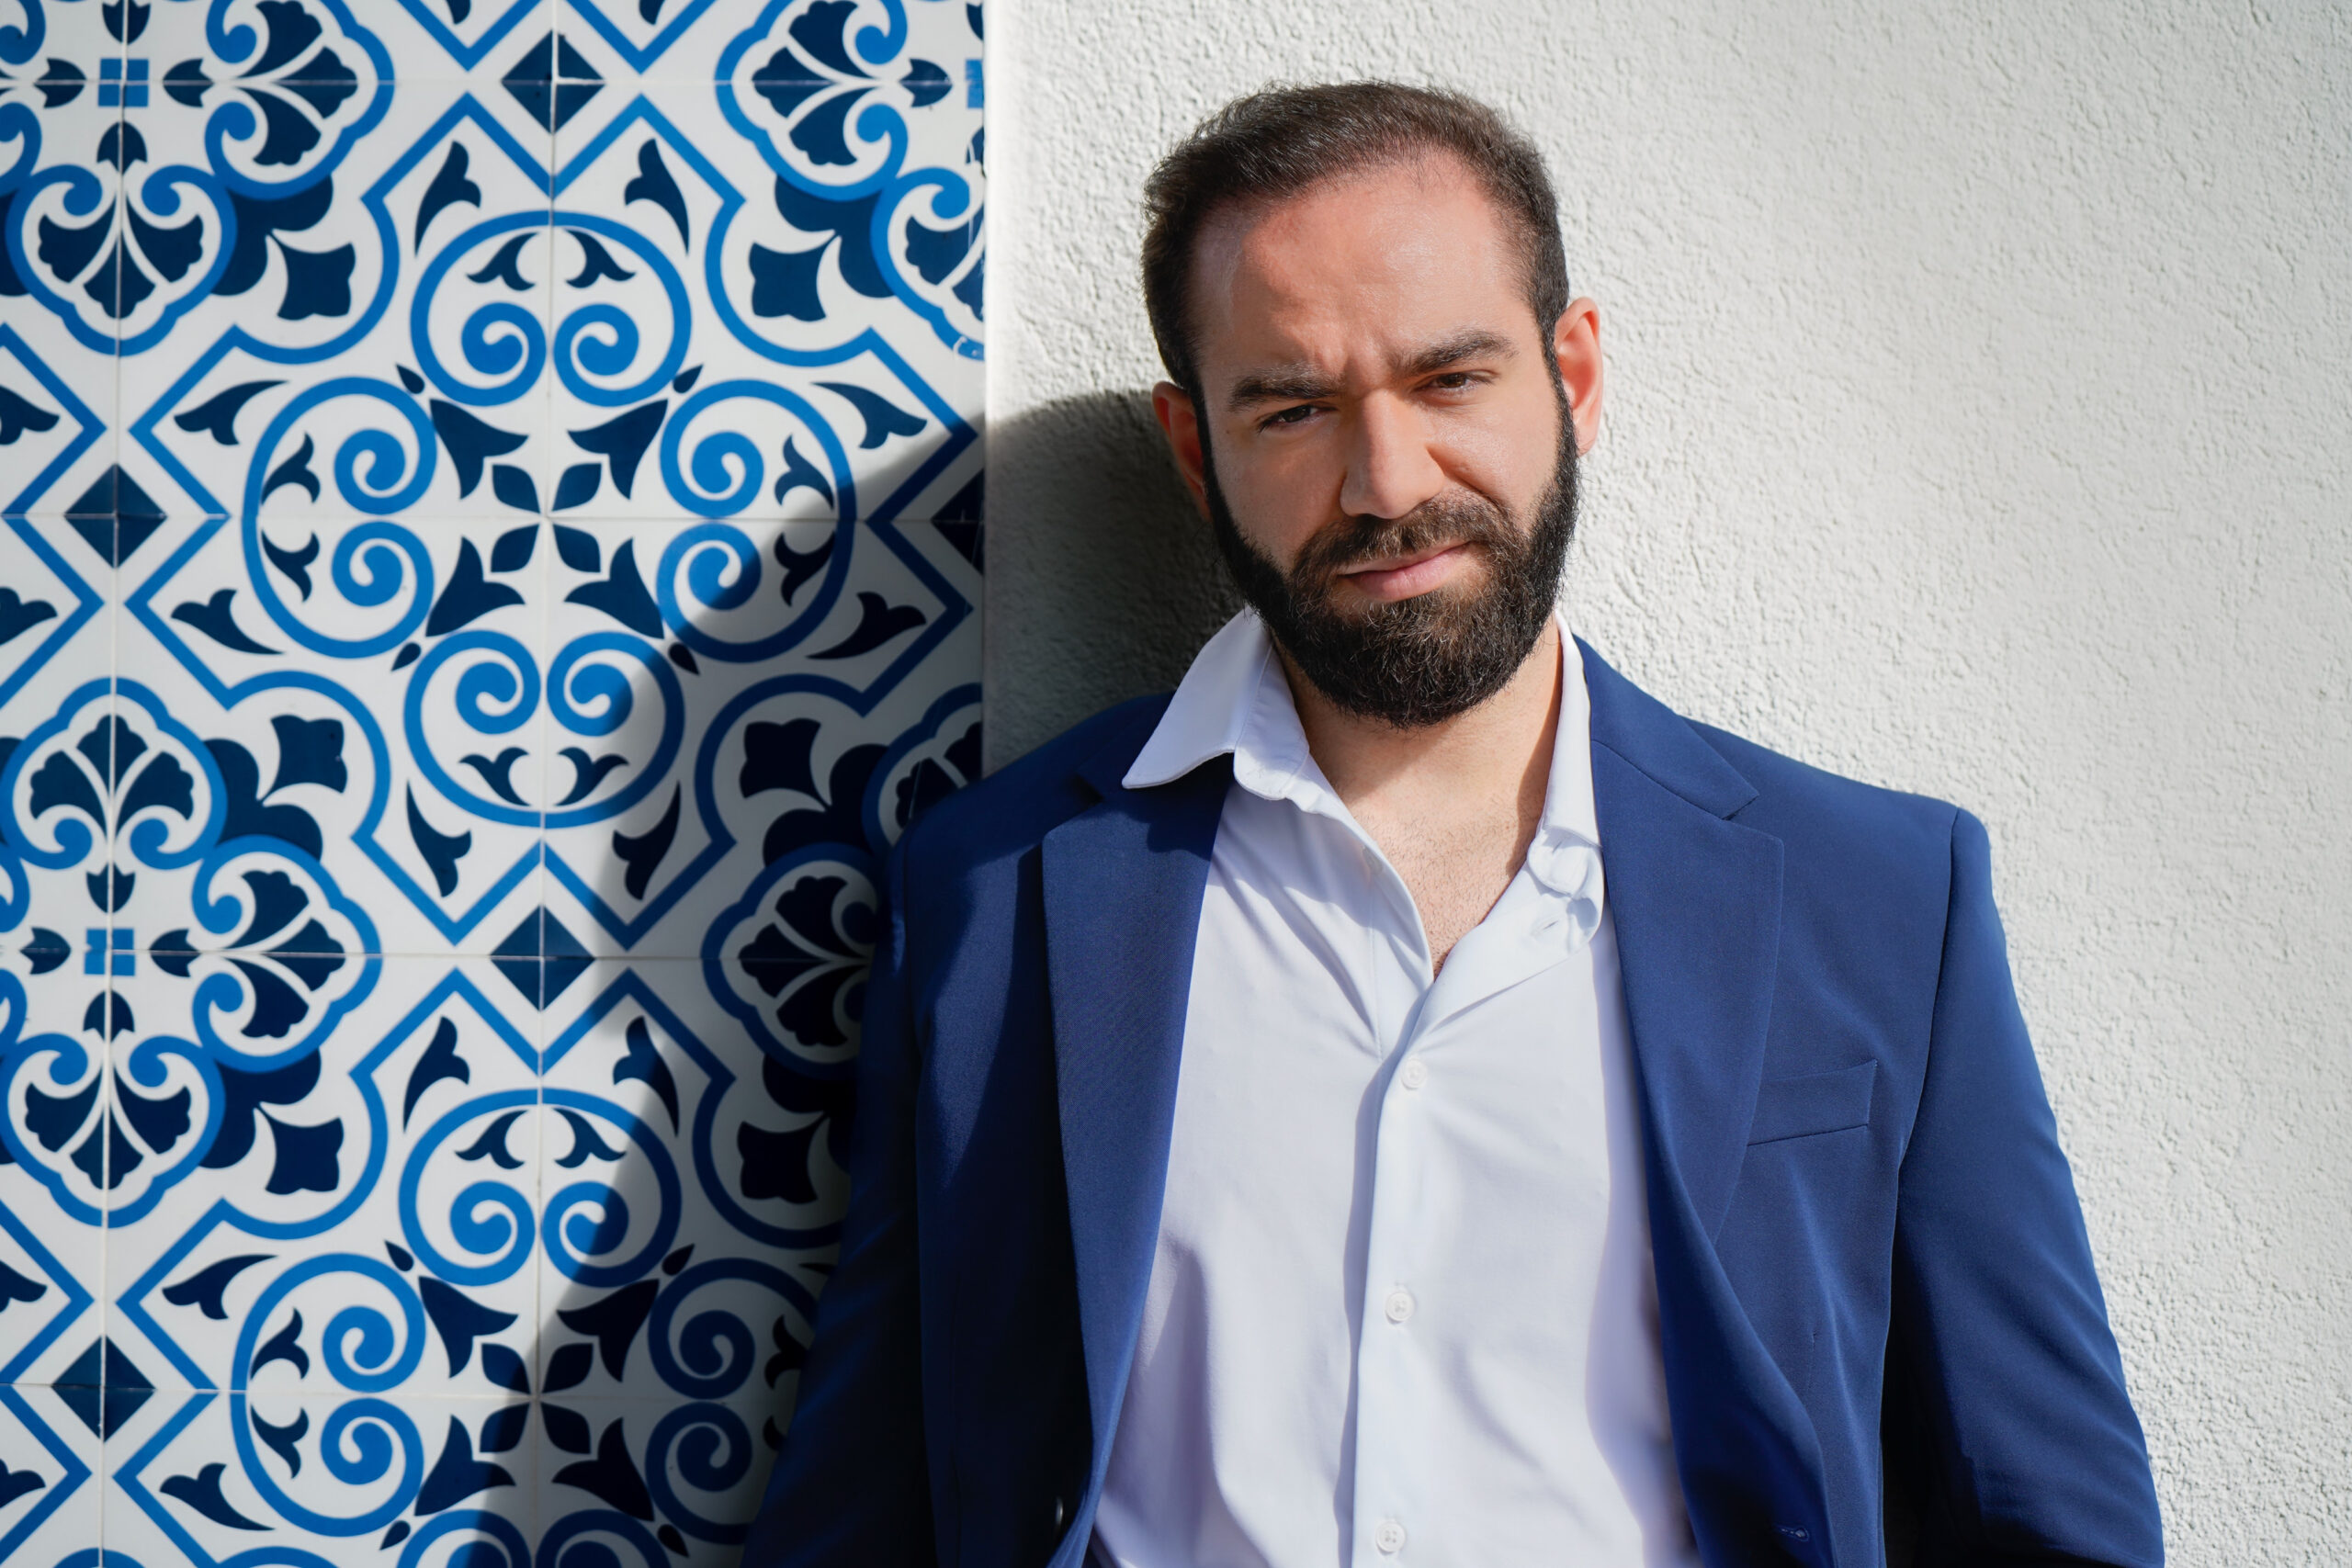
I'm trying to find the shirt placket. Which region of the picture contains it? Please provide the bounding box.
[1340,832,1592,1565]
[1350,1046,1444,1561]
[1343,830,1441,1565]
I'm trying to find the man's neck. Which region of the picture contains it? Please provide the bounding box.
[1282,619,1564,970]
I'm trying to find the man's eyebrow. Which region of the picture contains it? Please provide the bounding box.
[1224,332,1521,411]
[1396,330,1518,378]
[1227,365,1340,410]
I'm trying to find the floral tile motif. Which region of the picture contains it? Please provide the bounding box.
[103,1388,546,1562]
[0,0,982,1559]
[544,517,980,957]
[116,513,553,955]
[532,961,831,1403]
[526,1393,785,1564]
[0,76,123,521]
[0,523,115,959]
[101,956,547,1398]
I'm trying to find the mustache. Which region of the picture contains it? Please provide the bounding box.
[1288,491,1519,588]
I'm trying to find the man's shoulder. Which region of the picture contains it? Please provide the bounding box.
[1686,716,1965,899]
[1581,638,1963,879]
[898,693,1174,876]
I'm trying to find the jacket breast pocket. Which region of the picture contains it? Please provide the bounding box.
[1747,1061,1876,1145]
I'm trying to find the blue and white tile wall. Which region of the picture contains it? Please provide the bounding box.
[0,1,983,1561]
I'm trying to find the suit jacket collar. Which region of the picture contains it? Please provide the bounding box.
[1579,636,1758,819]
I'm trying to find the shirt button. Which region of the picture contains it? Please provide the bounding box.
[1374,1518,1407,1554]
[1398,1059,1428,1090]
[1384,1288,1415,1324]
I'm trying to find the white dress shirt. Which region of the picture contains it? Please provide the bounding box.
[1093,610,1701,1568]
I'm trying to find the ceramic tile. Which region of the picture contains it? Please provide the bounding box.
[552,0,732,85]
[0,1034,104,1387]
[556,0,986,90]
[526,1393,785,1563]
[730,1,984,147]
[0,696,124,988]
[120,78,558,522]
[365,2,572,87]
[0,520,115,964]
[24,0,122,62]
[124,0,399,246]
[540,72,981,524]
[0,957,119,1235]
[113,513,554,956]
[0,334,119,525]
[104,1388,541,1559]
[4,0,977,1553]
[135,0,396,81]
[0,77,122,519]
[533,961,831,1404]
[535,517,978,956]
[0,1381,102,1562]
[0,518,111,728]
[103,955,548,1399]
[140,0,557,92]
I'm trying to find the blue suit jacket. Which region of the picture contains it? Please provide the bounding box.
[743,641,2162,1568]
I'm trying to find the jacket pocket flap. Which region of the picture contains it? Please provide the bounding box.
[1748,1061,1876,1145]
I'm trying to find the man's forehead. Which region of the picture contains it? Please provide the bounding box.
[1188,156,1532,387]
[1193,152,1511,289]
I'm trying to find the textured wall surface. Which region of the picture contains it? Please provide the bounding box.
[0,1,983,1562]
[989,2,2350,1562]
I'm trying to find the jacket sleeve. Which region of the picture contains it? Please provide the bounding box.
[1886,810,2164,1568]
[740,835,937,1566]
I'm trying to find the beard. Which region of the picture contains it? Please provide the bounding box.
[1202,385,1577,729]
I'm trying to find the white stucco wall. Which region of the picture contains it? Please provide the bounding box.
[986,2,2351,1561]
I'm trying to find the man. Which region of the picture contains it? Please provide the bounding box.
[743,84,2163,1568]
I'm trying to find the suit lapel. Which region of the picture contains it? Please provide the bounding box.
[1040,732,1228,1508]
[1582,640,1836,1561]
[1583,645,1781,1236]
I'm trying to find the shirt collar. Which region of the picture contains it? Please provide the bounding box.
[1123,609,1333,815]
[1123,609,1603,872]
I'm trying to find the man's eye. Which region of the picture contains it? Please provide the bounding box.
[1429,373,1476,390]
[1263,404,1318,428]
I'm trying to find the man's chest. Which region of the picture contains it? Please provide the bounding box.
[1169,799,1631,1222]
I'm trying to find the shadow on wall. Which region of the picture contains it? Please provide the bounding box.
[514,517,981,1547]
[985,390,1239,769]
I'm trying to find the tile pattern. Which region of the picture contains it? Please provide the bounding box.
[0,1,983,1560]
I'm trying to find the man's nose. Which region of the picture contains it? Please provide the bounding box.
[1337,395,1445,522]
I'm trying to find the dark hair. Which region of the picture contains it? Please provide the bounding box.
[1141,82,1571,396]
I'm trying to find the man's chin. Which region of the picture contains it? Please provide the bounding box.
[1312,558,1494,618]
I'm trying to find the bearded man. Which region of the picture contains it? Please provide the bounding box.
[743,84,2164,1568]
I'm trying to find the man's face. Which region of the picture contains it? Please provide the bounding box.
[1154,153,1604,728]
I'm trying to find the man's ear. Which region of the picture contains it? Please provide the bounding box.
[1151,381,1213,518]
[1552,299,1604,456]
